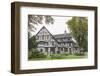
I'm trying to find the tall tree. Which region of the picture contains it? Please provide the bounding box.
[28,15,54,33]
[66,17,88,51]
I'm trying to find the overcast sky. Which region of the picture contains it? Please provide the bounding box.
[30,16,72,36]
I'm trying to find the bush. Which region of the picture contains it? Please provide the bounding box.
[38,52,47,58]
[50,54,64,59]
[74,53,85,56]
[62,53,69,56]
[29,48,47,59]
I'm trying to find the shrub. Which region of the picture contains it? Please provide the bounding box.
[50,54,64,59]
[29,48,47,58]
[74,53,85,56]
[62,53,69,56]
[38,52,47,58]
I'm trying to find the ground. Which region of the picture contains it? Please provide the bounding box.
[28,51,87,61]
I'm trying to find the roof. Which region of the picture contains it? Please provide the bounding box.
[34,26,75,44]
[35,26,45,36]
[54,34,71,39]
[58,40,74,43]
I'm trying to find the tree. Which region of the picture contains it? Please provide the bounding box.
[28,15,54,33]
[66,17,88,52]
[28,36,38,50]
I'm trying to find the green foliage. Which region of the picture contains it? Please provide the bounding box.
[66,17,88,51]
[28,36,38,50]
[62,53,69,56]
[28,48,47,59]
[74,53,85,56]
[28,15,54,32]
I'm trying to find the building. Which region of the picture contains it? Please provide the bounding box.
[35,26,80,55]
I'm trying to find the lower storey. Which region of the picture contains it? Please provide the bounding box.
[37,47,80,55]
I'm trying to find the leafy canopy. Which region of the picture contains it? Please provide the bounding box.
[66,17,88,51]
[28,15,54,33]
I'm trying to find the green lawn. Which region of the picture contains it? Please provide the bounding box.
[28,52,87,61]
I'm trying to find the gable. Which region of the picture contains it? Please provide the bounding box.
[36,26,50,36]
[35,26,59,44]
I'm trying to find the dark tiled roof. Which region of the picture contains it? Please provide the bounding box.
[54,34,71,39]
[57,39,74,43]
[53,34,74,43]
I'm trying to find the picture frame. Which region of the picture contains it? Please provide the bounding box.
[11,2,98,74]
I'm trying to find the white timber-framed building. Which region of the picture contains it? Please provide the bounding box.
[35,26,81,55]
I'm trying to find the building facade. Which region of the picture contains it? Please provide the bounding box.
[35,26,80,55]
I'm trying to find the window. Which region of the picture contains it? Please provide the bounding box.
[52,41,54,46]
[47,35,49,39]
[46,42,48,45]
[61,43,63,46]
[42,35,44,40]
[69,43,71,46]
[65,48,68,52]
[66,43,67,46]
[61,48,63,51]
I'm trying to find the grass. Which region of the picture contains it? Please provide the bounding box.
[28,52,87,61]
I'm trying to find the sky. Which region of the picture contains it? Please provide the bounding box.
[30,16,72,36]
